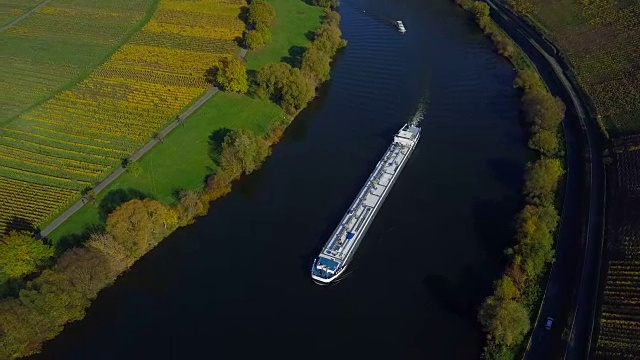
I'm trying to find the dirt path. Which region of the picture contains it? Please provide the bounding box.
[39,87,219,237]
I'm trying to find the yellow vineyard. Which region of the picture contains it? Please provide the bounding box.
[0,0,245,232]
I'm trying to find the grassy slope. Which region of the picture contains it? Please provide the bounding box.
[48,0,323,246]
[245,0,323,70]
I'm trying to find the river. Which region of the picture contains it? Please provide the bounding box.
[35,0,530,358]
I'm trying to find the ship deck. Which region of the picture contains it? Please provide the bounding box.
[319,140,413,265]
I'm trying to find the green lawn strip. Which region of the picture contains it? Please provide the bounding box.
[48,93,285,245]
[47,0,323,246]
[245,0,323,70]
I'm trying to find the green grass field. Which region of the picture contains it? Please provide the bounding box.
[245,0,323,70]
[47,0,322,246]
[48,94,285,245]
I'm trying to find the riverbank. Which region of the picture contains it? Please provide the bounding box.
[47,0,324,246]
[0,1,340,357]
[454,0,569,358]
[28,0,533,356]
[459,0,607,358]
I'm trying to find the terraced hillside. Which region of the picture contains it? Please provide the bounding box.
[508,0,640,134]
[0,0,43,26]
[0,0,156,122]
[0,0,245,233]
[595,136,640,358]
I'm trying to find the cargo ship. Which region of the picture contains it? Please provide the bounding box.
[311,122,421,284]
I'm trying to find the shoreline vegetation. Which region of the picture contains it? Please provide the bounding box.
[0,0,345,358]
[454,0,566,358]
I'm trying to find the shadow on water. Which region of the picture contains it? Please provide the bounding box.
[422,266,490,322]
[472,196,519,268]
[486,157,527,190]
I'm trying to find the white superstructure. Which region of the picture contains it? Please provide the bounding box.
[311,123,420,284]
[396,21,406,33]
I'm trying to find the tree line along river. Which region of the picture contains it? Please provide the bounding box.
[33,0,530,358]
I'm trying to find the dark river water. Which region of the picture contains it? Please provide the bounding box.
[36,0,529,358]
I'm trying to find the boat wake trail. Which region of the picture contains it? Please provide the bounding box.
[410,95,429,126]
[340,0,402,30]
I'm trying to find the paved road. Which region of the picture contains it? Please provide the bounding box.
[39,87,219,237]
[39,44,251,239]
[0,0,54,33]
[483,1,606,359]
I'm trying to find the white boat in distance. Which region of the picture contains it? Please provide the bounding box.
[396,20,406,33]
[311,122,421,284]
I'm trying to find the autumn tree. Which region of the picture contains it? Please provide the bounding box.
[280,69,316,114]
[247,0,275,32]
[310,0,340,8]
[493,275,520,300]
[515,208,555,279]
[214,58,248,93]
[529,129,559,156]
[244,30,265,50]
[0,231,53,280]
[19,269,89,335]
[491,32,515,58]
[205,170,234,201]
[472,1,491,31]
[522,89,565,132]
[220,129,271,177]
[479,295,530,347]
[324,10,341,27]
[514,69,544,92]
[177,190,209,226]
[0,298,35,359]
[523,158,564,204]
[313,22,347,58]
[301,45,331,84]
[256,63,316,114]
[106,199,178,257]
[55,247,114,299]
[126,161,142,177]
[86,232,133,270]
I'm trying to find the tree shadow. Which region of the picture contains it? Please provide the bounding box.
[281,45,307,68]
[98,188,147,221]
[235,35,245,49]
[472,196,520,271]
[422,266,490,323]
[208,128,232,166]
[53,223,105,253]
[305,30,316,41]
[486,157,527,190]
[204,66,220,85]
[246,69,260,98]
[238,5,249,23]
[172,188,188,203]
[3,216,35,236]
